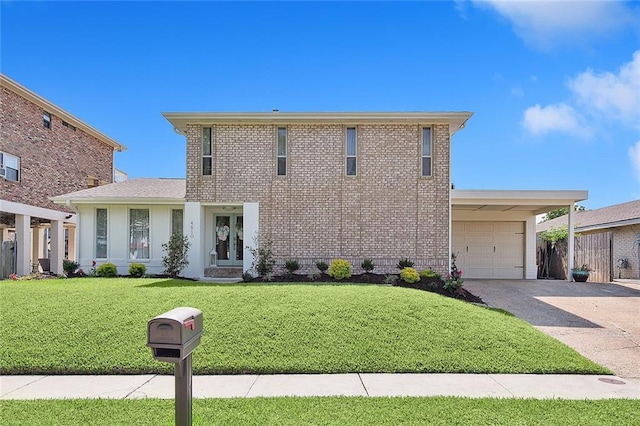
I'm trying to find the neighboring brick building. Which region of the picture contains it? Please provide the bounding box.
[53,111,587,280]
[0,73,125,277]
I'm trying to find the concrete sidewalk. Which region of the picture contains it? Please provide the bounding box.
[2,374,640,400]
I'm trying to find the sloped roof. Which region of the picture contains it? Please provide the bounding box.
[50,178,185,204]
[537,199,640,233]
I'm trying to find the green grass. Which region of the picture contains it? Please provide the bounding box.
[1,398,637,426]
[0,278,609,374]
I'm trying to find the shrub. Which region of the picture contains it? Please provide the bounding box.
[284,259,300,274]
[242,272,254,282]
[396,257,414,269]
[62,260,79,276]
[128,263,146,278]
[361,258,375,272]
[384,274,398,285]
[400,267,420,284]
[328,259,352,280]
[307,272,320,281]
[96,262,118,277]
[420,268,440,280]
[162,234,191,278]
[249,236,275,277]
[316,261,329,273]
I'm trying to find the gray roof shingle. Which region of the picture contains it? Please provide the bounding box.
[51,178,185,201]
[537,199,640,232]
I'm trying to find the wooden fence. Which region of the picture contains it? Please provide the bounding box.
[537,231,612,282]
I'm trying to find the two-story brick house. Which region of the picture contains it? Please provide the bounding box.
[0,74,126,277]
[52,111,587,280]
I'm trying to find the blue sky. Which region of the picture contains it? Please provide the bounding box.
[2,0,639,210]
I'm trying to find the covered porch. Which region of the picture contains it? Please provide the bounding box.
[0,200,77,277]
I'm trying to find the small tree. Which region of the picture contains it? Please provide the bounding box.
[162,234,190,278]
[248,236,276,277]
[541,205,585,222]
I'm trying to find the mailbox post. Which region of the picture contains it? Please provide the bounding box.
[147,307,203,426]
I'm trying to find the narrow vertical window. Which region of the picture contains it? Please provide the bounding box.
[171,209,184,236]
[96,208,108,258]
[129,209,150,259]
[43,111,51,129]
[202,127,212,176]
[277,127,287,176]
[421,127,432,177]
[346,127,357,176]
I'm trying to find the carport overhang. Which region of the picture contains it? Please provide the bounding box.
[451,190,588,280]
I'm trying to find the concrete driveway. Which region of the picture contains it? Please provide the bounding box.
[463,279,640,381]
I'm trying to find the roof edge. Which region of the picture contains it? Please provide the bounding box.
[163,111,474,135]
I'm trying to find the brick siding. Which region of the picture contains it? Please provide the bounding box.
[186,123,451,275]
[0,87,113,213]
[613,225,640,279]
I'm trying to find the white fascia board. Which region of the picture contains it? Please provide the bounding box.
[163,111,473,134]
[576,218,640,233]
[0,200,76,224]
[452,189,588,205]
[50,197,185,205]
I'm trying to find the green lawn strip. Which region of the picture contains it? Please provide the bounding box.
[1,398,638,426]
[0,278,608,374]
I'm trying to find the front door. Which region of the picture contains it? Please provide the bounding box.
[214,215,243,266]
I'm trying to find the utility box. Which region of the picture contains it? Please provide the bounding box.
[147,307,203,363]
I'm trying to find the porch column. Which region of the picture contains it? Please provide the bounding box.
[567,203,575,281]
[50,220,64,275]
[32,225,41,272]
[183,202,203,279]
[243,202,259,275]
[524,217,537,279]
[15,214,31,276]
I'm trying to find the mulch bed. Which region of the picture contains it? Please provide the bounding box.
[246,273,485,305]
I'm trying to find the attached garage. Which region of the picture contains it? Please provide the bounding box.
[452,221,524,279]
[451,190,589,280]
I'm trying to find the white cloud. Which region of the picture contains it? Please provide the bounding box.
[522,50,640,136]
[569,51,640,127]
[473,0,638,50]
[629,141,640,182]
[522,103,590,137]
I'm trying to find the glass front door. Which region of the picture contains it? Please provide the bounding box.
[214,214,243,266]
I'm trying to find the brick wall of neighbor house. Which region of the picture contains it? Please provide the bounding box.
[186,123,451,274]
[0,87,113,212]
[613,225,640,279]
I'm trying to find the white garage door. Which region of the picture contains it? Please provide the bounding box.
[452,221,524,279]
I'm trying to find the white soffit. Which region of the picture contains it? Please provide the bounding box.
[452,189,589,215]
[163,111,474,135]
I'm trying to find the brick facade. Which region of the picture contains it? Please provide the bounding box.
[186,122,451,274]
[613,225,640,279]
[0,86,114,213]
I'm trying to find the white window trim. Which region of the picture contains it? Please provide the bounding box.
[0,151,20,182]
[128,208,151,260]
[95,207,108,259]
[202,127,213,176]
[421,127,432,177]
[276,126,287,176]
[346,126,357,176]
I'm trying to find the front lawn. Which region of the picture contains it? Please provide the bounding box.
[1,398,637,426]
[0,278,609,374]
